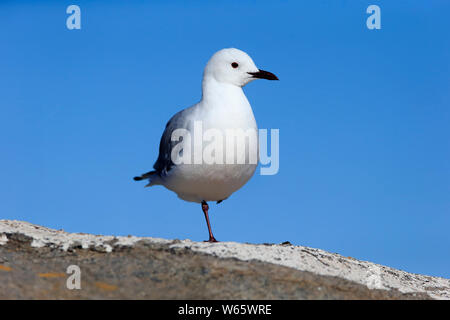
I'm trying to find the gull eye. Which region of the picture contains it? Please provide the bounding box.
[231,62,239,68]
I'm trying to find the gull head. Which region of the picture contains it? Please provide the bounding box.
[203,48,278,87]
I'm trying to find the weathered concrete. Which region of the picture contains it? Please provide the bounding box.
[0,220,448,299]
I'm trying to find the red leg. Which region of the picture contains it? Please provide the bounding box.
[201,201,218,242]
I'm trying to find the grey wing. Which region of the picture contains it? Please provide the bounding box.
[153,108,191,176]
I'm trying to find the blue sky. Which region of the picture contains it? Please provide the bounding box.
[1,1,449,278]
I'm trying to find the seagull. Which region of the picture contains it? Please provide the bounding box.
[134,48,278,242]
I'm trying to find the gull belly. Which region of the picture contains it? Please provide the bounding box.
[163,93,258,203]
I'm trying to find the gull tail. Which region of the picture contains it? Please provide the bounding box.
[133,170,159,187]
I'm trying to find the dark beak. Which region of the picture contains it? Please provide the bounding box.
[248,69,279,80]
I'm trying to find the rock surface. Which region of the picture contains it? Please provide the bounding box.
[0,220,448,299]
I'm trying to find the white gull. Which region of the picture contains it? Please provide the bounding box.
[134,48,278,242]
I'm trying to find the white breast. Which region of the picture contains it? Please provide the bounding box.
[162,84,258,203]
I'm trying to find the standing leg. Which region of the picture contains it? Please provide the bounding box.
[201,200,218,242]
